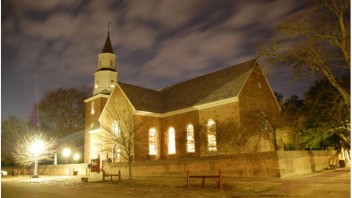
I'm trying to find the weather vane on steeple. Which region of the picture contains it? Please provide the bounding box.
[108,22,111,34]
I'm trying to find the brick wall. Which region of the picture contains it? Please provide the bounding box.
[105,150,334,178]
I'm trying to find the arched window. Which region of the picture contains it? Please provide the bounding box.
[186,124,195,153]
[168,127,176,154]
[112,121,121,137]
[91,101,95,115]
[149,128,158,155]
[207,119,217,151]
[112,143,120,162]
[258,111,269,131]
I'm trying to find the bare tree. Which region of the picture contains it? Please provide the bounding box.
[99,98,143,180]
[261,0,350,108]
[11,131,57,167]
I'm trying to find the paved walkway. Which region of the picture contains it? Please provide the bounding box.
[2,166,350,197]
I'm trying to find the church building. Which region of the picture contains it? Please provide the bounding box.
[84,32,281,164]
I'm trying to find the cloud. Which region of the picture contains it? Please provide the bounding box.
[124,0,199,29]
[2,0,309,121]
[117,22,158,52]
[222,0,302,29]
[10,0,83,12]
[131,26,247,88]
[20,13,78,40]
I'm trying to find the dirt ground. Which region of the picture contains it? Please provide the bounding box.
[1,166,350,198]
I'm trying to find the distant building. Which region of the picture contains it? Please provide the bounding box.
[84,32,280,164]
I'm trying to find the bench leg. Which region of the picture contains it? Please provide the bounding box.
[187,170,190,189]
[218,170,223,190]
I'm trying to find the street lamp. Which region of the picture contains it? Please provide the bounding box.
[73,153,80,162]
[62,148,71,164]
[28,139,45,178]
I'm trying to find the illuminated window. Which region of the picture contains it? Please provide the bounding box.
[149,128,157,155]
[91,101,95,115]
[95,80,98,88]
[207,120,217,151]
[112,143,120,162]
[186,124,195,153]
[112,121,121,137]
[110,80,115,88]
[168,127,176,154]
[258,111,269,131]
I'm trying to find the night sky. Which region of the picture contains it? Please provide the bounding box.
[2,0,316,121]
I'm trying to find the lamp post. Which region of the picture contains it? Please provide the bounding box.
[62,148,71,164]
[28,139,45,178]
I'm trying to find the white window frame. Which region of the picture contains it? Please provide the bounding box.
[112,121,121,137]
[149,128,158,155]
[168,127,176,154]
[112,143,120,162]
[207,119,217,151]
[186,124,195,153]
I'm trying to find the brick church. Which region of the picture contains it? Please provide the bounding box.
[84,32,280,164]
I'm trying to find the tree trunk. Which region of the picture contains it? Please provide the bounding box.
[128,156,132,180]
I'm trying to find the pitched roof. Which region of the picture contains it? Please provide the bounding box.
[102,32,114,53]
[119,59,257,113]
[119,83,162,113]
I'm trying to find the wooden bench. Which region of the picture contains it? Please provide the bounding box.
[186,169,223,190]
[103,170,121,182]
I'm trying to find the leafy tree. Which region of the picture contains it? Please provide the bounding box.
[31,86,91,137]
[261,0,350,108]
[274,91,284,107]
[301,76,349,149]
[281,95,304,127]
[280,95,305,149]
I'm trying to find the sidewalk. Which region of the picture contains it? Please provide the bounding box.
[2,166,350,197]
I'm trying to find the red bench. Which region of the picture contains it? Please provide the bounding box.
[186,169,223,190]
[103,170,121,182]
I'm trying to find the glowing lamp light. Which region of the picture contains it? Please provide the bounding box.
[73,153,80,161]
[62,148,71,164]
[62,148,71,158]
[29,139,45,157]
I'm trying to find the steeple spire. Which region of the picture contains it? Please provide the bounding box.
[102,23,114,53]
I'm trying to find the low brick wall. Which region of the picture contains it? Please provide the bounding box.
[38,164,89,176]
[106,151,334,178]
[277,150,335,177]
[107,151,280,177]
[2,164,89,176]
[3,151,334,178]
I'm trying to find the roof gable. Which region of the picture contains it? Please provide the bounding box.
[119,59,257,113]
[119,83,162,113]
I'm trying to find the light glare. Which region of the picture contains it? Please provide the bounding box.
[29,139,45,157]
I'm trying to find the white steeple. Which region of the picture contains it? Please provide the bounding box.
[93,31,118,95]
